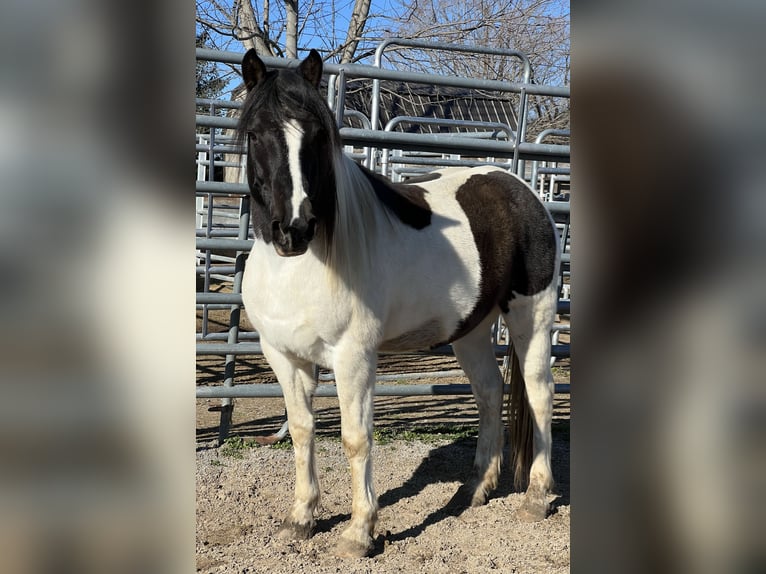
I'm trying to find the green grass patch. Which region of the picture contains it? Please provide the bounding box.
[220,436,253,459]
[373,424,477,445]
[552,366,570,378]
[219,435,295,457]
[269,438,293,451]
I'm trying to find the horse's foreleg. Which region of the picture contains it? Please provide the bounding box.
[333,348,378,558]
[449,317,505,511]
[260,339,319,540]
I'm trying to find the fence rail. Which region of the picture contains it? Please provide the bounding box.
[195,47,570,98]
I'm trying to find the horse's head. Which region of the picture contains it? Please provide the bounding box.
[238,49,337,257]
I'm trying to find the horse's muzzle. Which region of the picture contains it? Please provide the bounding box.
[272,218,317,257]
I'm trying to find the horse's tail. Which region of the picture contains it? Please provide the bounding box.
[505,341,533,491]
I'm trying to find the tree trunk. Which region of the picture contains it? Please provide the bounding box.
[285,0,298,58]
[339,0,371,63]
[235,0,272,56]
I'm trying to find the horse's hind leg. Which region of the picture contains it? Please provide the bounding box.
[447,315,505,512]
[502,283,558,522]
[259,339,320,540]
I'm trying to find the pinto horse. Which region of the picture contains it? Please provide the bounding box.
[237,49,560,558]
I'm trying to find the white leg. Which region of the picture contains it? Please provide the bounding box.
[332,346,378,558]
[260,339,319,539]
[503,283,558,521]
[448,316,505,510]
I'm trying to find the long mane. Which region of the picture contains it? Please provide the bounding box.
[328,151,396,290]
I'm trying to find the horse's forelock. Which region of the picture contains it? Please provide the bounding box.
[235,72,278,149]
[236,69,337,151]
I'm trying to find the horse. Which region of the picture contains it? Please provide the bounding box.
[236,48,561,558]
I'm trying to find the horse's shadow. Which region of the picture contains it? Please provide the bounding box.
[315,422,570,555]
[313,439,479,546]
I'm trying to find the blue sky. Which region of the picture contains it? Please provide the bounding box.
[198,0,569,61]
[197,0,569,95]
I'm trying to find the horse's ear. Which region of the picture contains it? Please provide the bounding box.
[242,49,267,91]
[297,49,323,89]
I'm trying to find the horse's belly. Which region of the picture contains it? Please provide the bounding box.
[376,212,484,351]
[379,319,446,352]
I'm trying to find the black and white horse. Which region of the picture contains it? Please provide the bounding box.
[237,49,560,558]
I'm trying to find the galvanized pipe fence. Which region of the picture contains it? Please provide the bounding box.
[195,41,570,440]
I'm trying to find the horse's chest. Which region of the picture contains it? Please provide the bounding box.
[241,249,348,362]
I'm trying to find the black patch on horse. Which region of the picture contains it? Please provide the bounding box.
[450,172,557,339]
[359,166,432,230]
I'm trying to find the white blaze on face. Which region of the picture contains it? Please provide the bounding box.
[283,119,308,225]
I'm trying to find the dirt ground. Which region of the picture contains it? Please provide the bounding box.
[197,306,570,573]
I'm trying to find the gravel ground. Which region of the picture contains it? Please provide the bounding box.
[196,394,569,573]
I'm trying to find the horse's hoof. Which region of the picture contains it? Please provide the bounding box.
[276,519,314,540]
[516,497,549,522]
[334,536,372,558]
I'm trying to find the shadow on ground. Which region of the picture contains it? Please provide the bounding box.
[294,420,571,557]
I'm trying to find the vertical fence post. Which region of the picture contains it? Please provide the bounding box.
[335,68,347,129]
[218,193,251,444]
[512,87,527,177]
